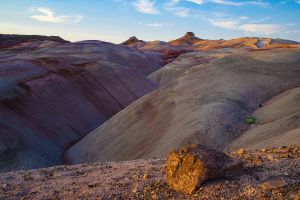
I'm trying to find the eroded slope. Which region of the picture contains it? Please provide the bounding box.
[227,87,300,151]
[65,49,300,164]
[0,39,161,172]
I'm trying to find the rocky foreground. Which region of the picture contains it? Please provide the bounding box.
[1,145,299,200]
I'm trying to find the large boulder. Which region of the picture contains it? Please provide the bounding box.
[165,144,241,194]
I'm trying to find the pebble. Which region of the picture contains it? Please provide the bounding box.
[236,148,245,156]
[267,155,274,161]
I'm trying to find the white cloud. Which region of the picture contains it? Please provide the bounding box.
[240,24,282,35]
[186,0,204,4]
[132,0,159,14]
[173,7,190,17]
[165,1,191,17]
[182,0,268,6]
[147,0,267,18]
[209,0,267,6]
[297,0,300,4]
[30,7,83,24]
[131,0,295,9]
[285,30,300,34]
[166,0,180,6]
[209,19,240,29]
[209,18,283,35]
[146,23,163,27]
[250,17,270,23]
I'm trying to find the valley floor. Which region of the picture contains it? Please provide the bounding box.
[1,146,299,200]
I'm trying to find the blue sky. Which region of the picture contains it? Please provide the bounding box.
[0,0,300,43]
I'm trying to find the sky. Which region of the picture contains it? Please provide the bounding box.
[0,0,300,43]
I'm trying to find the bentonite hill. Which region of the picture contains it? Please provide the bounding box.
[0,32,300,199]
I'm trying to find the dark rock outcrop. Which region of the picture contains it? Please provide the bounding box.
[121,36,144,45]
[182,32,199,41]
[169,32,202,46]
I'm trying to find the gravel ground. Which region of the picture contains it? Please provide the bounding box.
[1,146,300,200]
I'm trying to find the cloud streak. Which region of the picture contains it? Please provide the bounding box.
[147,23,163,27]
[172,0,267,6]
[209,0,267,7]
[186,0,204,4]
[163,0,267,18]
[164,0,191,17]
[30,7,83,24]
[209,18,283,35]
[132,0,159,14]
[124,0,269,17]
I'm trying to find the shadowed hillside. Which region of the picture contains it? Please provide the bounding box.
[0,36,161,172]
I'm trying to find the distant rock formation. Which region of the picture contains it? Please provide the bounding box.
[121,36,144,45]
[169,32,203,46]
[182,32,199,41]
[0,34,69,48]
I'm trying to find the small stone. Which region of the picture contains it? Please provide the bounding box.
[132,187,138,193]
[267,155,274,161]
[260,178,288,190]
[236,148,245,156]
[87,183,98,188]
[254,156,263,164]
[143,172,149,180]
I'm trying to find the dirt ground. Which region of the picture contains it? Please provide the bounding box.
[1,146,300,200]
